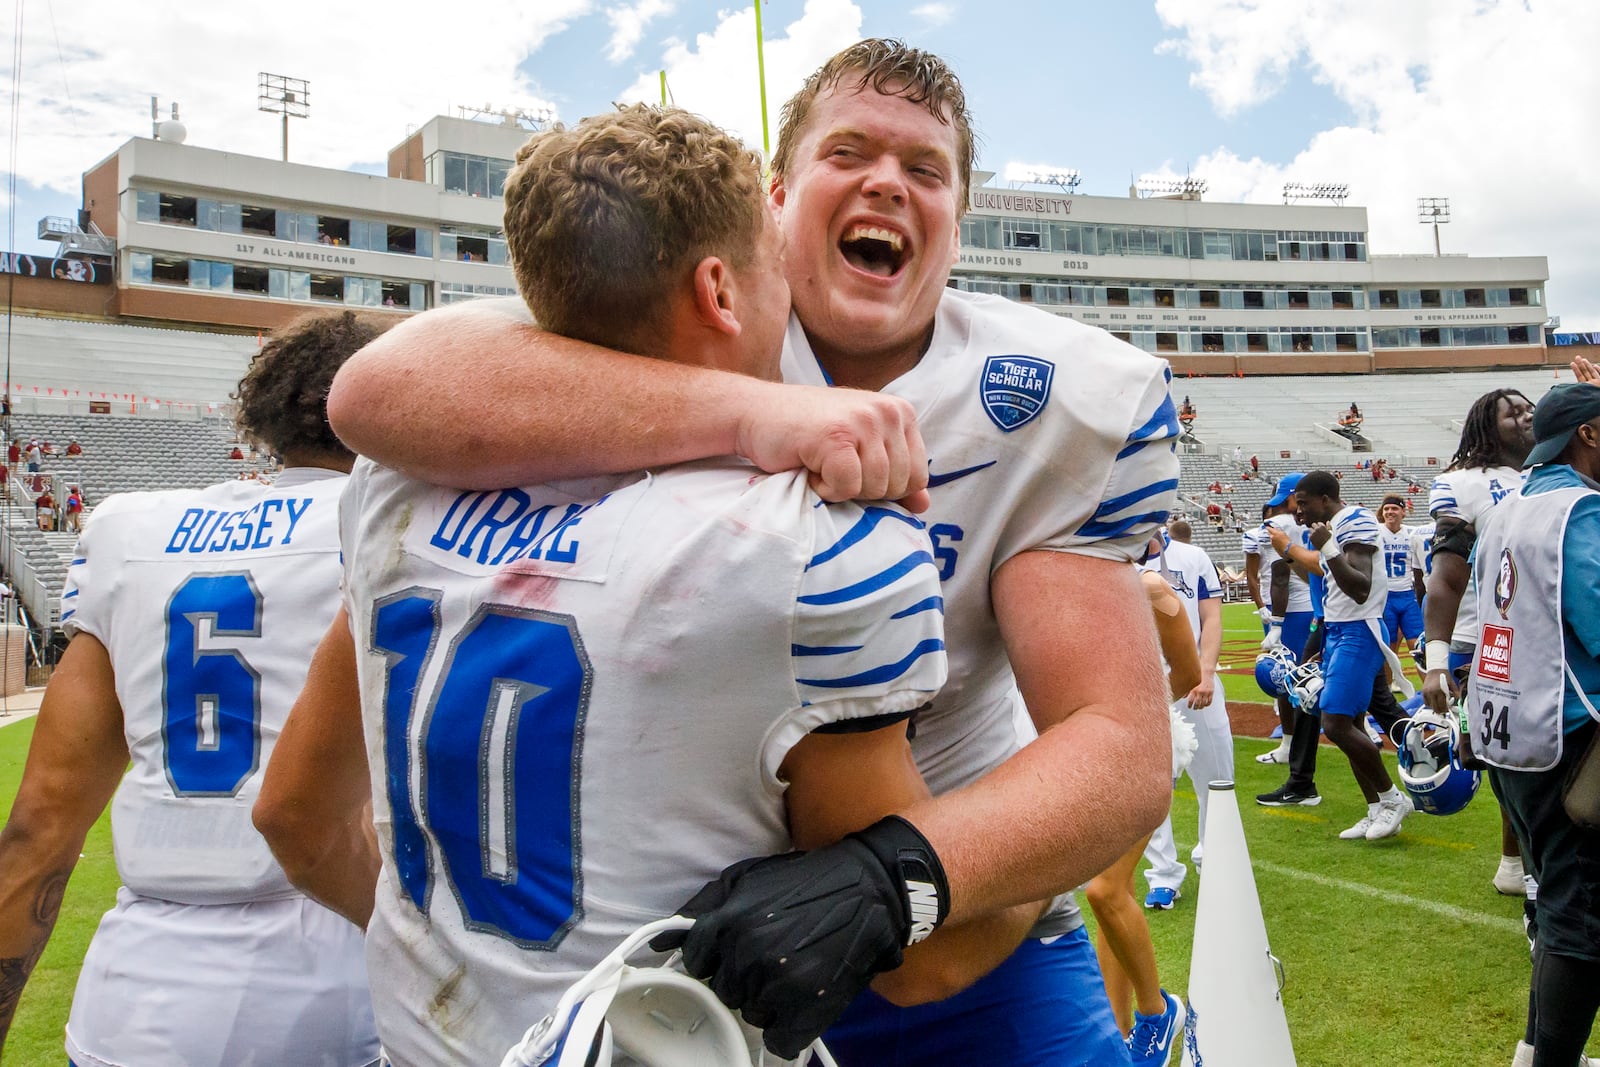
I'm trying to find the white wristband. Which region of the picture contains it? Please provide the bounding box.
[1318,537,1342,561]
[1426,640,1453,674]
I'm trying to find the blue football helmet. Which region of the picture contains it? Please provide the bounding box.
[1254,646,1298,699]
[1285,660,1323,712]
[1392,711,1481,816]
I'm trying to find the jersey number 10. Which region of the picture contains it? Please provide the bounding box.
[373,591,591,948]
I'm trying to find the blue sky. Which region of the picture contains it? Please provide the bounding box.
[5,0,1597,325]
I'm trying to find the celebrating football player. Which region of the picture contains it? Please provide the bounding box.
[327,38,1176,1065]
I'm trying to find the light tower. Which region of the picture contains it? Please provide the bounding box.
[258,72,310,162]
[1417,197,1451,256]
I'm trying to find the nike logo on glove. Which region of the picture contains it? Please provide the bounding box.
[926,460,997,488]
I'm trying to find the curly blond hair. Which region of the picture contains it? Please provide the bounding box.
[502,104,766,352]
[774,38,976,208]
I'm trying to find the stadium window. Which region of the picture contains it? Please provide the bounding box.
[381,280,414,308]
[197,199,242,234]
[1280,241,1301,261]
[1010,230,1042,250]
[135,189,159,223]
[1420,289,1442,308]
[309,272,344,302]
[490,158,511,199]
[234,265,269,295]
[1291,332,1312,353]
[1243,290,1265,310]
[1461,327,1491,346]
[467,156,490,197]
[1245,233,1263,260]
[1509,287,1530,306]
[443,153,469,194]
[1018,283,1034,304]
[1420,327,1442,346]
[1154,288,1175,308]
[455,234,489,262]
[1247,333,1268,353]
[158,193,198,227]
[1110,331,1131,343]
[1287,291,1310,310]
[1372,328,1401,348]
[277,211,318,243]
[1508,325,1532,343]
[1106,286,1129,307]
[1400,289,1422,309]
[1333,290,1355,310]
[1263,234,1278,261]
[1198,289,1221,309]
[150,255,188,286]
[1156,332,1178,353]
[1200,332,1224,352]
[129,252,153,284]
[241,204,277,237]
[1377,289,1398,309]
[1310,291,1333,311]
[318,217,351,246]
[1336,332,1359,352]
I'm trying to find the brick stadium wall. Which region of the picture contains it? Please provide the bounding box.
[82,157,119,240]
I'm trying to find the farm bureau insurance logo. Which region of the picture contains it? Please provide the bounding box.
[981,355,1054,432]
[1478,624,1513,684]
[1494,547,1517,619]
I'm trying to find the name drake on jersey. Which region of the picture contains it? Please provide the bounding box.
[163,496,319,554]
[428,489,600,567]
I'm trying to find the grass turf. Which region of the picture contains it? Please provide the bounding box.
[2,609,1588,1065]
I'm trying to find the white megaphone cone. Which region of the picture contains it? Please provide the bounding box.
[1180,781,1296,1067]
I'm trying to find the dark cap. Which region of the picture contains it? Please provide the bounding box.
[1525,383,1600,467]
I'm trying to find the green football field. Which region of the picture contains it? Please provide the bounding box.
[0,602,1588,1065]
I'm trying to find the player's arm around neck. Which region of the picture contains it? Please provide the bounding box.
[1142,570,1201,698]
[326,299,930,508]
[0,635,128,1051]
[253,608,377,930]
[907,552,1171,920]
[780,727,1046,1007]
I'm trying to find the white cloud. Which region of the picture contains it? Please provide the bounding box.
[605,0,675,63]
[617,0,863,158]
[911,3,956,27]
[1142,0,1600,328]
[2,0,593,197]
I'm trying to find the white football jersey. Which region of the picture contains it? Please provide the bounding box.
[63,469,347,904]
[1240,525,1263,560]
[1429,465,1526,644]
[60,468,378,1067]
[1410,522,1437,578]
[1141,539,1221,650]
[1254,515,1313,614]
[781,290,1179,797]
[1378,525,1415,592]
[340,459,946,1066]
[1320,505,1384,623]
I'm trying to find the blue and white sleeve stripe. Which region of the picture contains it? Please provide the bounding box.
[793,503,947,708]
[1428,476,1460,519]
[1068,369,1180,558]
[1334,508,1380,547]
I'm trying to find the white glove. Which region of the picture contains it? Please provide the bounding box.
[1256,605,1274,626]
[1261,624,1283,651]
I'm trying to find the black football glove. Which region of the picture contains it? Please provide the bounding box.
[650,815,949,1059]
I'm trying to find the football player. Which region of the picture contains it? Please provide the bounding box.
[1422,388,1534,895]
[254,105,1053,1065]
[324,38,1176,1066]
[0,311,385,1066]
[1377,495,1424,679]
[1252,476,1317,778]
[1293,472,1414,841]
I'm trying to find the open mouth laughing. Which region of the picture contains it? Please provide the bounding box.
[839,223,910,279]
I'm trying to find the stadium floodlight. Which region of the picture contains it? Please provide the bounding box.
[1417,197,1451,256]
[1027,169,1082,192]
[1136,175,1207,200]
[1282,181,1349,204]
[258,72,310,162]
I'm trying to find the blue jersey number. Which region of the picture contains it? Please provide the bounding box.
[162,572,263,797]
[1384,549,1409,579]
[373,593,591,948]
[929,523,964,582]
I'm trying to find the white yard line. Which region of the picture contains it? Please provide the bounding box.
[1252,858,1524,934]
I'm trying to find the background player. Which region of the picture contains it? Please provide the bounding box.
[1378,494,1424,680]
[1293,471,1414,841]
[1084,561,1199,1063]
[1253,475,1315,775]
[0,311,383,1066]
[1421,388,1535,895]
[255,104,1044,1066]
[326,38,1176,1065]
[1140,520,1229,909]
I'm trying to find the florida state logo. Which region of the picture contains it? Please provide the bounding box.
[1494,547,1517,619]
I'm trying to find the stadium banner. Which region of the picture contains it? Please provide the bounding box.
[0,252,110,284]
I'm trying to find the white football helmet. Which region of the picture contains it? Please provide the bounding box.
[500,917,839,1067]
[1285,660,1323,712]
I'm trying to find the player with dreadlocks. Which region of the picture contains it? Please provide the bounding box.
[1422,386,1534,897]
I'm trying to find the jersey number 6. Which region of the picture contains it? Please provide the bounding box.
[162,572,264,797]
[373,591,592,948]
